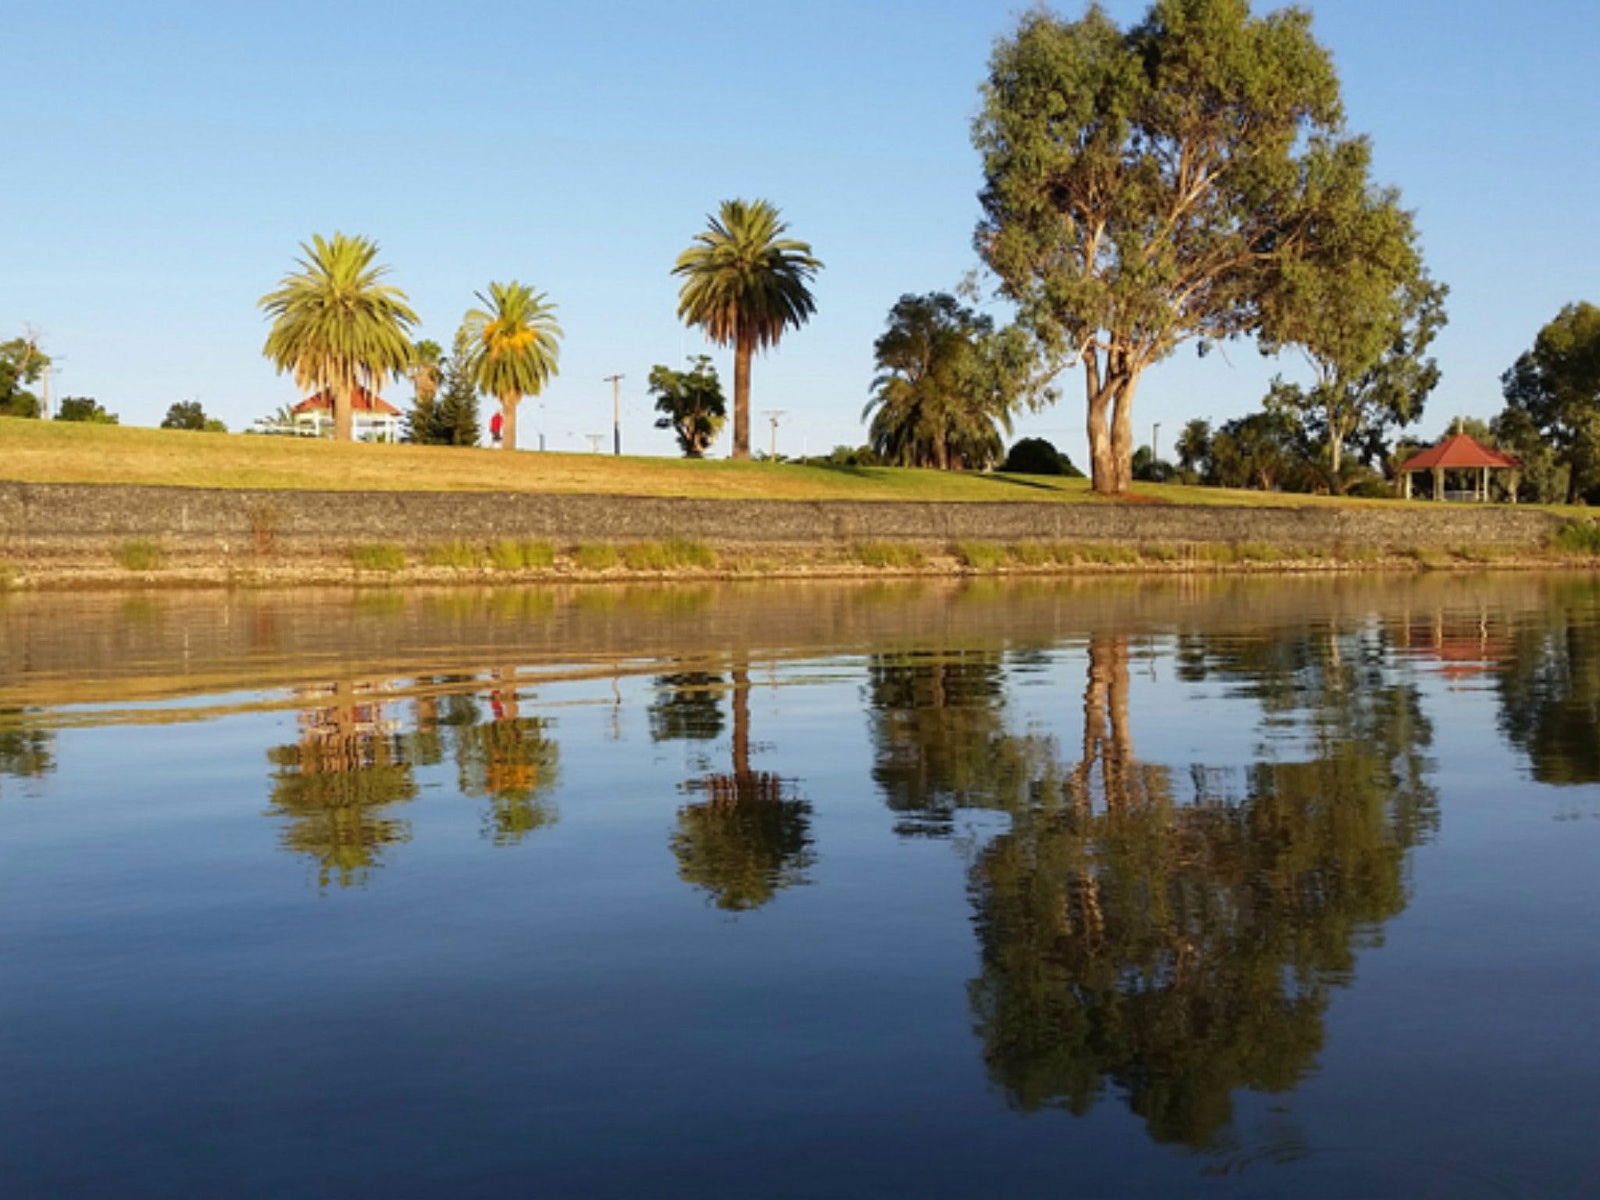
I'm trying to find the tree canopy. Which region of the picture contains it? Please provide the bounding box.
[161,400,225,432]
[674,199,821,460]
[0,336,48,419]
[461,281,562,453]
[258,232,418,443]
[54,396,117,424]
[649,356,727,458]
[1500,301,1600,504]
[864,292,1027,470]
[974,0,1371,495]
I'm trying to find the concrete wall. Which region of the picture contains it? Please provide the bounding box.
[0,480,1566,562]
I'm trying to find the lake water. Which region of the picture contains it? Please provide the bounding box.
[2,576,1598,1198]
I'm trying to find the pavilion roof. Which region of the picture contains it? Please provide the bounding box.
[291,386,401,417]
[1396,433,1521,472]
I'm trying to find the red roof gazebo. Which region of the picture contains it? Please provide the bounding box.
[1395,433,1521,502]
[289,386,403,441]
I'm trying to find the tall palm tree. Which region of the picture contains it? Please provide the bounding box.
[673,199,821,460]
[461,282,562,452]
[259,233,418,442]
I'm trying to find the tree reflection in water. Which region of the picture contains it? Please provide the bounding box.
[266,680,418,889]
[869,627,1439,1147]
[453,672,560,845]
[1497,580,1600,784]
[0,707,54,794]
[656,663,814,912]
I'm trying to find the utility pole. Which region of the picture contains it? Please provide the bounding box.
[765,410,785,460]
[603,374,624,456]
[586,433,605,454]
[1152,422,1161,464]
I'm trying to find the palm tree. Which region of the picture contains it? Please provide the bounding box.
[259,233,418,442]
[404,339,444,444]
[673,199,821,460]
[461,282,562,452]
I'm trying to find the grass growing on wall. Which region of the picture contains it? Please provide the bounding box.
[573,543,620,571]
[1553,521,1600,556]
[853,542,927,569]
[351,544,407,571]
[115,540,165,570]
[954,541,1009,570]
[424,541,486,568]
[489,539,557,570]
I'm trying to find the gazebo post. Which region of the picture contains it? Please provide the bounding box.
[1433,466,1443,501]
[1403,471,1413,500]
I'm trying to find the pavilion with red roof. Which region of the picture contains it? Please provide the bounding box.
[1395,432,1521,502]
[288,386,403,442]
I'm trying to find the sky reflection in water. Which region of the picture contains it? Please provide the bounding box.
[1,576,1597,1198]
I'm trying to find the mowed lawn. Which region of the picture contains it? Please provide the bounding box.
[0,416,1561,512]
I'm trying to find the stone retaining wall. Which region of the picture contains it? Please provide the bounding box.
[0,480,1567,562]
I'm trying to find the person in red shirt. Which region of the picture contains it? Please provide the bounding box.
[490,410,504,447]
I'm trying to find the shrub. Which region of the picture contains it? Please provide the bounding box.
[853,542,926,569]
[1001,437,1080,476]
[424,540,484,568]
[351,543,406,571]
[115,540,164,571]
[574,543,620,570]
[1553,521,1600,556]
[954,541,1008,570]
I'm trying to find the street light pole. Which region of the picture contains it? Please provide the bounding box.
[604,374,624,456]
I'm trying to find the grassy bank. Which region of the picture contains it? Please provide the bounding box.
[3,416,1566,511]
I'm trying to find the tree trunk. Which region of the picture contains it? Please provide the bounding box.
[732,329,753,460]
[731,662,751,779]
[1086,377,1116,494]
[1109,374,1139,494]
[501,393,519,452]
[334,381,354,443]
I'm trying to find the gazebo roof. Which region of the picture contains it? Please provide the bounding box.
[1396,433,1520,472]
[291,386,401,417]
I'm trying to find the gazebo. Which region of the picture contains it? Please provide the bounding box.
[289,386,403,442]
[1395,433,1521,502]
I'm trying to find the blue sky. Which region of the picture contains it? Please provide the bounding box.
[6,0,1598,465]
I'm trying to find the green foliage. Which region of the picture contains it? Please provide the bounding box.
[954,541,1009,570]
[258,232,418,442]
[424,540,485,568]
[115,539,164,570]
[864,293,1026,470]
[1008,542,1054,567]
[649,356,727,458]
[161,400,224,431]
[573,543,620,570]
[55,396,117,424]
[461,281,562,452]
[1500,301,1600,503]
[350,543,407,571]
[802,445,883,468]
[1553,521,1600,557]
[431,329,482,447]
[1205,409,1316,492]
[975,1,1354,494]
[674,198,821,460]
[0,336,47,418]
[853,542,927,569]
[1002,437,1080,476]
[403,339,446,444]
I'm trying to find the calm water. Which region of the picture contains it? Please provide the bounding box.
[2,576,1598,1198]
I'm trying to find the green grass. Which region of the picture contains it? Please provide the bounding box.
[1061,542,1140,565]
[621,539,718,570]
[350,543,407,571]
[423,540,486,568]
[954,541,1009,570]
[573,543,620,570]
[115,539,165,570]
[488,539,557,570]
[853,541,927,569]
[1007,542,1054,567]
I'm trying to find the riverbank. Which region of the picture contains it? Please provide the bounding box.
[1,479,1595,589]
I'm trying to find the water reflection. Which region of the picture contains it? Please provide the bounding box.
[862,627,1441,1147]
[657,663,814,911]
[0,707,54,789]
[266,681,417,889]
[1497,580,1600,784]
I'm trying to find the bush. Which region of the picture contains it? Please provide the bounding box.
[1002,437,1081,476]
[350,543,406,571]
[1553,521,1600,556]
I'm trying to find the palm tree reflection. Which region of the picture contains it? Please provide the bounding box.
[266,681,417,889]
[656,662,814,912]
